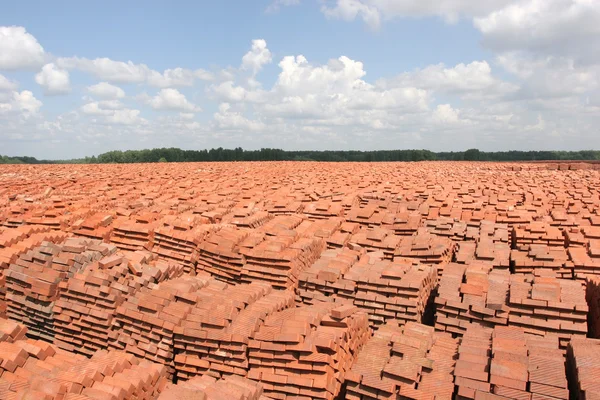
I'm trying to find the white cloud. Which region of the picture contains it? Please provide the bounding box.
[213,102,266,131]
[0,26,45,70]
[35,63,71,95]
[145,88,199,111]
[87,82,125,99]
[266,0,300,13]
[57,57,213,87]
[321,0,381,29]
[241,39,272,76]
[81,102,113,116]
[0,90,42,117]
[106,109,145,125]
[0,74,18,91]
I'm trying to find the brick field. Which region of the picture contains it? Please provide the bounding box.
[0,161,599,399]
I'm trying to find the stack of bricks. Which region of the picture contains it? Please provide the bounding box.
[247,303,370,400]
[174,284,295,380]
[296,217,343,243]
[159,374,265,400]
[435,264,510,335]
[389,212,421,236]
[564,225,600,247]
[110,274,217,377]
[325,221,360,249]
[5,238,115,342]
[110,213,160,251]
[345,322,458,399]
[511,244,573,278]
[225,209,272,229]
[303,201,344,220]
[0,338,169,399]
[348,227,400,260]
[0,317,28,342]
[455,325,568,400]
[197,226,249,284]
[454,238,511,269]
[513,222,565,248]
[423,217,468,241]
[567,237,600,280]
[71,212,114,241]
[296,247,364,305]
[567,337,600,399]
[345,204,395,228]
[0,225,67,268]
[265,198,304,215]
[153,221,215,274]
[53,251,184,355]
[240,220,326,290]
[508,274,588,348]
[585,275,600,338]
[394,229,455,270]
[341,258,437,329]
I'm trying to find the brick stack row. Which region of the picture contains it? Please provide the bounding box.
[110,274,218,377]
[511,244,573,278]
[225,209,272,229]
[455,238,511,269]
[567,337,600,399]
[5,238,116,341]
[174,285,295,380]
[53,251,184,355]
[325,222,360,249]
[0,338,168,399]
[247,303,370,400]
[423,217,468,241]
[71,212,114,241]
[110,214,159,251]
[508,274,588,347]
[158,374,265,400]
[348,227,400,260]
[345,322,459,399]
[513,222,565,247]
[196,226,249,284]
[394,229,455,270]
[296,248,364,305]
[435,264,510,335]
[455,325,568,399]
[152,222,215,274]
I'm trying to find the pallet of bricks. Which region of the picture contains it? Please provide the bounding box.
[455,222,511,270]
[247,303,370,400]
[196,225,250,284]
[508,273,588,348]
[567,337,600,399]
[158,374,266,400]
[152,214,217,274]
[0,319,169,399]
[53,250,184,356]
[435,263,510,336]
[455,325,568,399]
[173,283,295,380]
[4,237,115,342]
[345,321,459,399]
[110,273,222,378]
[240,215,326,290]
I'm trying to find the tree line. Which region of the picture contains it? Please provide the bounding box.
[2,148,600,164]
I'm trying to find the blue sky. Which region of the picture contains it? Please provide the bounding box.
[1,0,599,159]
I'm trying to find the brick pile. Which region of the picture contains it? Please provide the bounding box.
[455,325,568,399]
[53,251,184,355]
[265,198,304,215]
[511,244,573,278]
[303,201,344,220]
[110,274,217,377]
[0,317,27,343]
[423,217,468,241]
[5,238,116,341]
[240,221,326,290]
[568,237,600,279]
[435,264,510,335]
[455,238,511,269]
[71,212,114,241]
[159,374,265,400]
[567,337,600,399]
[342,258,437,329]
[394,229,455,268]
[225,209,272,229]
[564,225,600,247]
[348,227,400,260]
[296,247,364,305]
[197,226,249,284]
[296,217,344,243]
[586,275,600,338]
[153,219,216,274]
[110,213,160,251]
[389,212,421,236]
[345,322,458,399]
[325,221,360,249]
[508,274,588,347]
[174,285,294,380]
[345,204,395,227]
[0,338,169,399]
[247,303,370,400]
[513,222,565,248]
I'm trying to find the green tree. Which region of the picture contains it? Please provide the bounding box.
[158,157,168,163]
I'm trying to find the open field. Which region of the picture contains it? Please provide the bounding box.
[1,161,600,399]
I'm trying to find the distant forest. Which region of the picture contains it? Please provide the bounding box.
[2,148,600,164]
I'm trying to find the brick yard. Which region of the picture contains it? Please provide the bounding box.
[1,161,600,399]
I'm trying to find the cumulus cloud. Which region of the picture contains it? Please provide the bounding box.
[241,39,272,76]
[35,63,71,95]
[144,88,200,111]
[0,74,18,91]
[0,26,45,69]
[0,90,42,117]
[266,0,301,13]
[106,109,145,125]
[87,82,125,99]
[213,103,266,131]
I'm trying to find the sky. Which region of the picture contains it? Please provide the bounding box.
[0,0,599,159]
